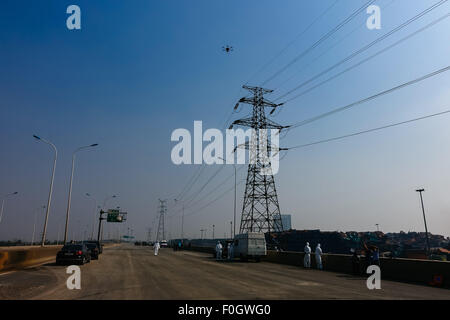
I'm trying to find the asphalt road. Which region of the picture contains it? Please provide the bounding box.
[0,244,449,300]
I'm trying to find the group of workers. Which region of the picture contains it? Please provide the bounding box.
[351,244,381,274]
[303,242,323,270]
[215,241,234,261]
[173,240,183,251]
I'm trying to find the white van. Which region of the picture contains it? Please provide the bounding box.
[233,232,267,262]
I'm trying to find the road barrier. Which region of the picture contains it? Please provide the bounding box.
[264,250,450,288]
[185,243,449,288]
[0,243,120,272]
[0,245,62,272]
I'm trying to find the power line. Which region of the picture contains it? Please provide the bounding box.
[179,165,246,216]
[245,0,340,85]
[173,165,204,203]
[287,65,450,130]
[182,165,227,207]
[286,107,450,150]
[183,179,246,219]
[276,0,448,102]
[277,13,450,104]
[261,0,377,86]
[272,0,397,92]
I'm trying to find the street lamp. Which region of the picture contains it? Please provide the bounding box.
[33,135,57,246]
[103,194,118,209]
[218,156,237,239]
[64,143,99,244]
[0,191,18,224]
[86,193,99,240]
[174,199,184,239]
[416,188,431,257]
[31,205,45,245]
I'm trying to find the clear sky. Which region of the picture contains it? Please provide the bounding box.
[1,0,449,242]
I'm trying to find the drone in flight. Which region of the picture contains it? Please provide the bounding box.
[222,45,234,53]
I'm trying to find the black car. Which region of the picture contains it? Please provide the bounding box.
[85,240,103,254]
[84,242,99,260]
[56,244,91,265]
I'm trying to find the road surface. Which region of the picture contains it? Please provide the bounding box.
[0,244,449,300]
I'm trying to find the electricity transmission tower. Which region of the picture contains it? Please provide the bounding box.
[230,85,288,235]
[155,199,167,241]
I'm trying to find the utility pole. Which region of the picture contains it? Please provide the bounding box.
[174,199,185,239]
[156,199,167,242]
[97,209,106,242]
[200,228,206,239]
[416,188,431,257]
[229,85,288,236]
[230,221,233,240]
[33,135,57,247]
[0,192,18,225]
[31,205,45,246]
[218,157,237,239]
[212,224,215,240]
[64,144,98,244]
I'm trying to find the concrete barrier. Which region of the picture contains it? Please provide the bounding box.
[0,245,63,273]
[264,250,450,288]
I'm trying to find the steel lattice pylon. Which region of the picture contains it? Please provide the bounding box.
[230,85,288,235]
[155,199,167,242]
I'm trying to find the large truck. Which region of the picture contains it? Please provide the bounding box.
[233,232,267,262]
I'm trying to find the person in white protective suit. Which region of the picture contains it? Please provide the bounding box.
[216,241,223,260]
[227,242,234,261]
[315,243,323,270]
[154,241,160,256]
[304,242,311,268]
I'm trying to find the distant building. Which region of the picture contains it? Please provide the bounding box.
[280,215,292,231]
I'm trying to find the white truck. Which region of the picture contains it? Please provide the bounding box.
[233,232,267,262]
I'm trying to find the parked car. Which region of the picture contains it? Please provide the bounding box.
[84,242,99,260]
[160,240,168,248]
[85,240,103,254]
[56,244,91,265]
[233,232,267,262]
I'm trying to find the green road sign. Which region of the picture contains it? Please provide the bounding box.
[107,209,127,222]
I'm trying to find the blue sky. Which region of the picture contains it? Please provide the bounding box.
[1,0,449,242]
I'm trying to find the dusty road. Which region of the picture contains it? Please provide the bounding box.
[0,244,449,300]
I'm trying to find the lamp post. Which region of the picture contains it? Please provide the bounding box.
[230,221,233,240]
[64,143,98,244]
[0,191,18,224]
[31,205,45,245]
[416,188,431,257]
[174,199,184,239]
[218,156,237,239]
[33,135,57,246]
[103,194,117,209]
[86,193,99,240]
